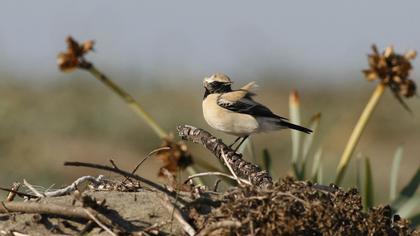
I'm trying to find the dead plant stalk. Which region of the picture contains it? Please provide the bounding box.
[335,83,385,185]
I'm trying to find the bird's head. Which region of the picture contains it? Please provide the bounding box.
[203,73,233,94]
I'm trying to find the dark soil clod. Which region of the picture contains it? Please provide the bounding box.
[189,177,418,236]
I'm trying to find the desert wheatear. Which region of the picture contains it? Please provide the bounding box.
[202,73,312,151]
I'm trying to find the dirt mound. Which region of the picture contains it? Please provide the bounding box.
[0,177,417,235]
[190,177,417,236]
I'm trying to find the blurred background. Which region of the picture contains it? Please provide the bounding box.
[0,1,419,204]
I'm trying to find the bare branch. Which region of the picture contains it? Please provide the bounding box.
[45,175,105,197]
[177,125,273,187]
[0,201,125,232]
[64,161,187,204]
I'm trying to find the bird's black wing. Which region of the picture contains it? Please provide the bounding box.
[217,93,288,120]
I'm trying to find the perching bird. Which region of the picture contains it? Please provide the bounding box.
[202,73,312,151]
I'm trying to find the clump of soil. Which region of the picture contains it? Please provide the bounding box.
[190,177,417,235]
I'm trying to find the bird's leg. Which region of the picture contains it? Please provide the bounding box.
[228,136,242,149]
[233,135,249,153]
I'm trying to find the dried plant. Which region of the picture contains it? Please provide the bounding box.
[57,36,94,72]
[58,36,199,183]
[336,45,417,185]
[156,136,193,177]
[363,44,417,111]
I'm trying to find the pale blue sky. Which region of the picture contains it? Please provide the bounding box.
[1,1,419,84]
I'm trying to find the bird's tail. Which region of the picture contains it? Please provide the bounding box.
[280,120,312,134]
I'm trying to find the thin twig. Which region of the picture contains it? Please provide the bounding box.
[23,179,45,198]
[64,161,186,204]
[0,187,37,199]
[83,208,116,236]
[78,220,95,235]
[122,147,170,185]
[159,195,196,236]
[109,159,119,170]
[184,171,250,185]
[2,232,30,236]
[221,149,251,186]
[6,183,21,202]
[143,220,171,234]
[213,179,222,192]
[274,192,309,207]
[197,220,241,236]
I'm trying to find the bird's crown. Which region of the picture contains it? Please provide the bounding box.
[204,73,232,85]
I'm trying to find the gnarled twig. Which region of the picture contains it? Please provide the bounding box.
[25,176,106,198]
[64,161,187,204]
[177,125,273,187]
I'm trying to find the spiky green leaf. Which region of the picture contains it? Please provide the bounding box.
[392,168,420,210]
[310,148,323,181]
[262,148,272,175]
[289,90,301,178]
[390,146,404,201]
[362,157,374,211]
[302,113,321,162]
[409,213,420,228]
[397,196,420,218]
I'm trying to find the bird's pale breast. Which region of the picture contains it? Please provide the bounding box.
[202,94,259,136]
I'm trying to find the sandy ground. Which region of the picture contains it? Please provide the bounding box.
[0,190,183,235]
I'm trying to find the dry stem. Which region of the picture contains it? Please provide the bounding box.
[83,64,167,138]
[335,83,385,185]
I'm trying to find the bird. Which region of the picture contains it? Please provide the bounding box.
[202,73,312,152]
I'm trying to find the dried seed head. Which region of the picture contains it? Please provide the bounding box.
[363,44,417,98]
[156,135,193,177]
[57,36,94,72]
[399,79,416,97]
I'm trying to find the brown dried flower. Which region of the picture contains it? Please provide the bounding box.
[363,45,417,98]
[156,136,193,177]
[57,36,94,72]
